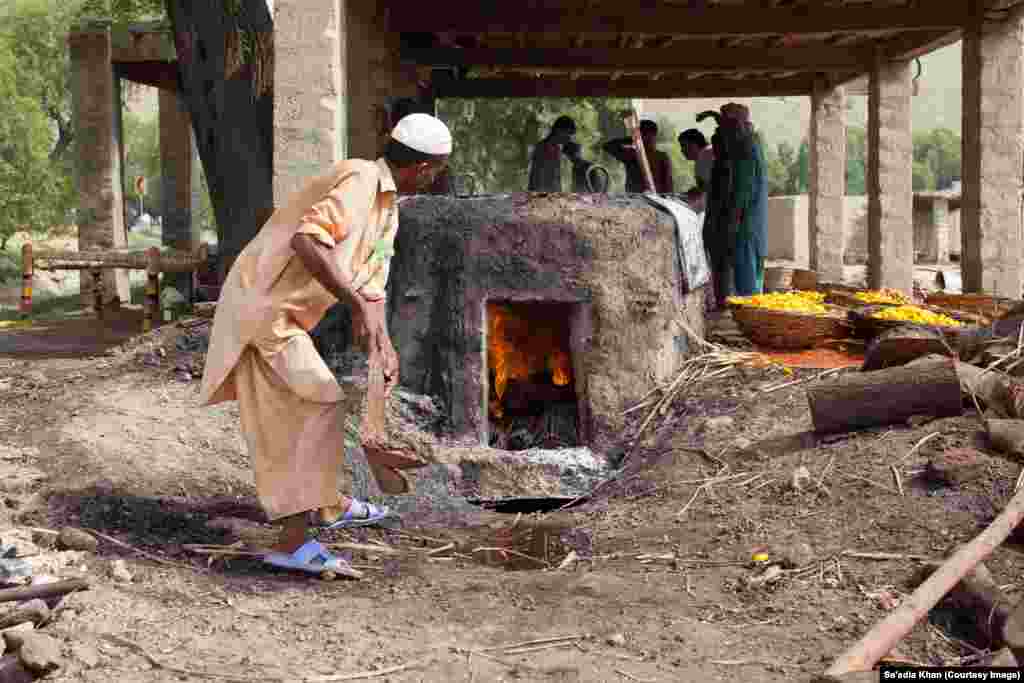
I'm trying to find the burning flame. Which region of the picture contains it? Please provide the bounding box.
[487,303,573,402]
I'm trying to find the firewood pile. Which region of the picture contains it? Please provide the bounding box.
[798,309,1024,678]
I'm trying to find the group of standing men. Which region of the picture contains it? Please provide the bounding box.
[526,104,767,310]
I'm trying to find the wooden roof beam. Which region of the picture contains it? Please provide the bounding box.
[391,2,971,37]
[432,72,824,98]
[402,45,874,72]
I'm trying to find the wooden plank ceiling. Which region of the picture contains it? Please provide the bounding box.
[389,0,1020,98]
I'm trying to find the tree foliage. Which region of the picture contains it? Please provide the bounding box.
[0,3,77,251]
[912,128,961,191]
[757,124,961,197]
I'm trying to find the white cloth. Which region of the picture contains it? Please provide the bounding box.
[643,194,711,294]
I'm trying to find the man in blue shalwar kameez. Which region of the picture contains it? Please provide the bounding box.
[720,103,768,296]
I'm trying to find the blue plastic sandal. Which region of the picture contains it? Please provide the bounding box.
[319,499,394,530]
[263,539,362,578]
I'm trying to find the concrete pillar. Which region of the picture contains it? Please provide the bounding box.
[159,89,197,298]
[69,27,130,306]
[934,198,951,263]
[345,3,421,160]
[961,12,1024,297]
[271,0,344,205]
[808,80,847,284]
[867,59,914,293]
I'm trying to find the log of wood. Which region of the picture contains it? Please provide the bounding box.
[861,326,955,371]
[957,362,1024,418]
[822,484,1024,677]
[0,578,88,604]
[0,655,33,683]
[502,379,576,416]
[0,600,50,630]
[807,357,962,434]
[987,419,1024,458]
[912,560,1014,649]
[33,243,208,273]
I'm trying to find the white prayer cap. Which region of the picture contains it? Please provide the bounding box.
[391,113,452,156]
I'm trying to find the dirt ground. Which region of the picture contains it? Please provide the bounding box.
[0,314,1021,682]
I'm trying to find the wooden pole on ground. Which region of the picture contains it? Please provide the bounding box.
[144,247,160,333]
[822,485,1024,677]
[19,243,32,316]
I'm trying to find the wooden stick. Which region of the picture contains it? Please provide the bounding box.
[841,471,897,495]
[427,543,455,556]
[34,244,209,273]
[93,530,200,571]
[842,551,935,562]
[19,243,32,315]
[102,634,278,681]
[481,634,586,652]
[899,432,942,464]
[328,542,399,556]
[503,641,580,655]
[144,247,160,333]
[623,109,657,193]
[890,465,904,496]
[0,578,88,604]
[304,660,429,682]
[470,547,548,566]
[823,484,1024,677]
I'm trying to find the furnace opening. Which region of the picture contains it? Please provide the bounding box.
[486,301,581,451]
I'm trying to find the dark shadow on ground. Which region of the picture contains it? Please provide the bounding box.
[0,309,161,358]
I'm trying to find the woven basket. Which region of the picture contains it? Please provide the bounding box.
[730,304,849,350]
[763,267,795,292]
[825,290,907,310]
[847,304,967,343]
[791,269,818,291]
[924,293,1016,321]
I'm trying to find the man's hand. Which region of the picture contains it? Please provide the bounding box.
[357,297,399,391]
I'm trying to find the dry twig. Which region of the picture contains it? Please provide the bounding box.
[899,431,942,464]
[890,465,904,496]
[102,634,276,681]
[843,551,935,562]
[841,471,897,495]
[470,547,548,567]
[304,659,430,682]
[481,635,587,652]
[93,531,199,571]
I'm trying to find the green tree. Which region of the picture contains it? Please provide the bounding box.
[0,31,68,251]
[438,98,638,193]
[795,141,809,193]
[764,141,790,196]
[913,128,961,191]
[846,126,867,196]
[123,111,163,217]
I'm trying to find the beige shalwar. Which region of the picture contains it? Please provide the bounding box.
[199,158,399,520]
